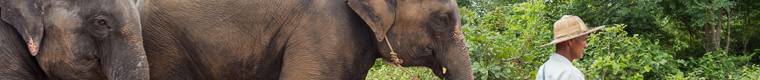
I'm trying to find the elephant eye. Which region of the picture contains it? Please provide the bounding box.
[88,15,114,38]
[91,15,111,27]
[95,18,108,27]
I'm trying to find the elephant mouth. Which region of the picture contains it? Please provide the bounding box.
[427,50,449,78]
[431,65,447,78]
[428,40,473,79]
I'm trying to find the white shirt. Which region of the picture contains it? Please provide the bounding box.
[536,53,585,80]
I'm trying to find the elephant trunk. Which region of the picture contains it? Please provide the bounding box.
[100,20,149,80]
[434,34,473,80]
[101,24,148,80]
[435,6,473,79]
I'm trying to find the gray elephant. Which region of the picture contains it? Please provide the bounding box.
[0,0,148,79]
[139,0,471,79]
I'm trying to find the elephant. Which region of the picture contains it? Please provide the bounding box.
[138,0,472,79]
[0,0,148,79]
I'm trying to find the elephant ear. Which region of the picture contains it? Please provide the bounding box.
[347,0,396,42]
[1,0,45,56]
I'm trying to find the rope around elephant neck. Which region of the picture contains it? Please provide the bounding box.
[385,36,404,66]
[385,36,418,79]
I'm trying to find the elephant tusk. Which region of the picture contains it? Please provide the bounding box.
[442,67,447,74]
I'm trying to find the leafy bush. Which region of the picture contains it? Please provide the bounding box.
[577,24,680,79]
[460,1,554,79]
[678,50,760,79]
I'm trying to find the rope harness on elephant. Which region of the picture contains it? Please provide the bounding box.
[385,37,404,66]
[385,36,419,79]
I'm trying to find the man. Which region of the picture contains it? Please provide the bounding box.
[536,15,604,80]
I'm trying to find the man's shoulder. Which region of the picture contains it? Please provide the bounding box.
[540,61,584,75]
[537,65,585,80]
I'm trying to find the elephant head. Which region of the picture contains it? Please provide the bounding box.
[348,0,473,79]
[1,0,148,79]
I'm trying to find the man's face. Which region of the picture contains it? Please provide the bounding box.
[571,35,589,59]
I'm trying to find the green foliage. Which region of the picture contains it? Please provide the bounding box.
[736,65,760,80]
[578,24,680,79]
[366,59,439,80]
[460,1,553,79]
[680,50,758,79]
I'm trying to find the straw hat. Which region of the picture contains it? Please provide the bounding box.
[540,15,604,47]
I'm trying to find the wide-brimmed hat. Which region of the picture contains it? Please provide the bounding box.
[540,15,604,47]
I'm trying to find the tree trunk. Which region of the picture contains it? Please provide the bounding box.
[724,8,731,53]
[704,10,722,52]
